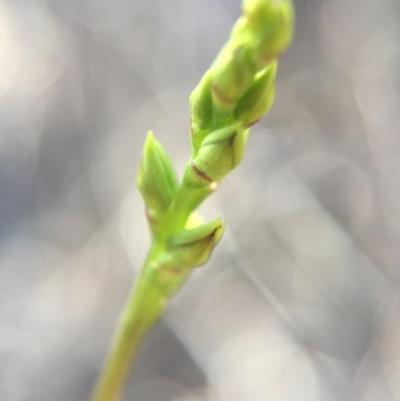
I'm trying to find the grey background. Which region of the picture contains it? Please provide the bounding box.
[0,0,399,400]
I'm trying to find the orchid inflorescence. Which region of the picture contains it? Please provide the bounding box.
[91,1,294,400]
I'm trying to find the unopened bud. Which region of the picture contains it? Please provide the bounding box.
[192,124,246,183]
[234,60,277,127]
[211,43,257,112]
[243,0,294,66]
[165,218,225,269]
[137,131,179,212]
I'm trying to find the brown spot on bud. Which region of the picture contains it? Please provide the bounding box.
[164,267,182,276]
[211,82,236,108]
[190,161,213,183]
[245,117,262,128]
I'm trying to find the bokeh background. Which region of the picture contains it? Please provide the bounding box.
[1,0,400,400]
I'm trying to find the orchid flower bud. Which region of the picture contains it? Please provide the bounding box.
[243,0,294,66]
[192,124,247,183]
[163,218,225,269]
[210,43,257,112]
[234,60,277,126]
[137,131,179,213]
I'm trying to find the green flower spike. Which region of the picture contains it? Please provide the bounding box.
[91,2,294,401]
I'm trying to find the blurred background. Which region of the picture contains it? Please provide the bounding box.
[0,0,399,400]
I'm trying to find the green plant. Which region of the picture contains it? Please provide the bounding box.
[91,1,294,400]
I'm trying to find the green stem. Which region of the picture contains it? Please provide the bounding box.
[90,248,166,401]
[165,167,216,232]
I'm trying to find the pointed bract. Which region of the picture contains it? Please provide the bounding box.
[190,71,213,131]
[190,71,213,153]
[165,218,224,269]
[234,60,277,126]
[137,131,179,212]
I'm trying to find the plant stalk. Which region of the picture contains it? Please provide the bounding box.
[90,248,165,401]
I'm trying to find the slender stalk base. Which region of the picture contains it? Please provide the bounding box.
[90,252,165,401]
